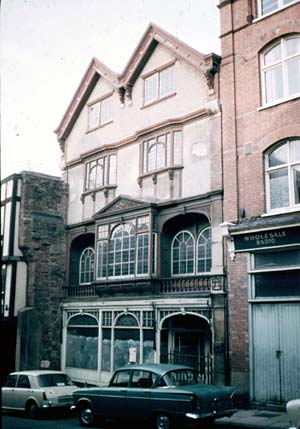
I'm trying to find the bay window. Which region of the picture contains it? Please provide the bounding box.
[85,154,117,191]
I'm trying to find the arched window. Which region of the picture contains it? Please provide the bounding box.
[197,227,212,273]
[114,314,140,368]
[261,36,300,105]
[79,247,95,284]
[108,223,135,277]
[266,139,300,211]
[172,231,195,275]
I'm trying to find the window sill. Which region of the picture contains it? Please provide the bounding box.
[253,0,299,23]
[258,94,300,111]
[141,92,177,109]
[81,185,117,200]
[139,165,183,180]
[86,120,113,134]
[261,207,300,217]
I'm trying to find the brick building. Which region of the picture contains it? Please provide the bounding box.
[1,172,67,380]
[219,0,300,405]
[55,23,228,387]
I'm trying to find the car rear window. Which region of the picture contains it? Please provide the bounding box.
[164,369,200,386]
[37,373,75,387]
[4,374,17,387]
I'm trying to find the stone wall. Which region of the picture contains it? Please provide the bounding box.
[17,171,68,370]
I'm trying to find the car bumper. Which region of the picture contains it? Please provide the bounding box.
[186,408,238,421]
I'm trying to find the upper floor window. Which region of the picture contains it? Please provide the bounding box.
[261,36,300,105]
[142,130,182,174]
[144,65,175,105]
[88,95,113,131]
[265,139,300,212]
[259,0,296,16]
[85,154,117,191]
[79,247,95,285]
[172,228,212,276]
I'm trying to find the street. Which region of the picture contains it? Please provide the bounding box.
[1,412,254,429]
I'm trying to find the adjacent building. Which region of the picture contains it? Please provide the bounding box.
[219,0,300,405]
[55,23,227,386]
[1,172,66,381]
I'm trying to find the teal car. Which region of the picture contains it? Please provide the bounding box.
[72,364,237,428]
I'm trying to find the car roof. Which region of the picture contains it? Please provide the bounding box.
[116,363,193,376]
[8,370,67,377]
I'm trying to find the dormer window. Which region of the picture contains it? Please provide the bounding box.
[88,94,113,131]
[144,65,175,105]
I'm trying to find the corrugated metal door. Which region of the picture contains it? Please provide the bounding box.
[251,303,300,403]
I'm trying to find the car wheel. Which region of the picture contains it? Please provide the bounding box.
[153,412,171,429]
[79,403,96,427]
[26,401,40,419]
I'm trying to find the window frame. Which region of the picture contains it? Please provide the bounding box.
[143,64,176,106]
[257,0,298,17]
[265,139,300,213]
[260,36,300,107]
[79,247,95,285]
[171,230,195,276]
[197,227,212,274]
[87,93,113,132]
[85,154,117,191]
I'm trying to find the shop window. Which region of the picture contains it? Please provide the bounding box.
[66,315,98,370]
[197,227,212,273]
[79,247,95,285]
[261,36,300,106]
[265,139,300,212]
[114,314,140,369]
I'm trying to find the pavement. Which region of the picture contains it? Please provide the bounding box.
[216,408,290,428]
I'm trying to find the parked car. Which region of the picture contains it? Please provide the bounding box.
[72,363,237,428]
[1,370,78,418]
[287,399,300,429]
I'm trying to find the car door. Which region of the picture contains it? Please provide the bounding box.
[126,370,154,420]
[2,374,18,409]
[97,370,131,421]
[14,374,32,410]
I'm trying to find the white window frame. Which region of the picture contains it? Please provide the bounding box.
[265,139,300,213]
[260,36,300,107]
[257,0,298,17]
[196,227,212,274]
[88,95,113,131]
[85,154,117,191]
[79,247,95,285]
[171,230,195,276]
[144,65,175,105]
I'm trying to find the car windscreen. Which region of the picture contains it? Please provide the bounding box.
[163,369,201,386]
[37,373,75,387]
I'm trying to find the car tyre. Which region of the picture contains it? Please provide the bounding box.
[153,412,171,429]
[26,401,40,419]
[79,403,96,427]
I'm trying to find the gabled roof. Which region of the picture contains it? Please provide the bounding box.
[93,194,158,219]
[55,57,119,143]
[119,23,207,87]
[55,23,220,145]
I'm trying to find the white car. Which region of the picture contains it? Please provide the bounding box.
[287,399,300,429]
[1,370,78,418]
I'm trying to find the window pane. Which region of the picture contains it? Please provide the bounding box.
[255,250,300,269]
[156,143,165,169]
[97,241,107,278]
[173,131,182,165]
[269,168,289,209]
[95,158,105,187]
[102,329,111,371]
[88,102,100,130]
[145,73,158,104]
[290,140,300,162]
[261,0,278,14]
[148,143,157,171]
[269,143,288,167]
[255,270,300,297]
[264,42,281,65]
[114,329,140,369]
[101,97,113,124]
[293,165,300,204]
[66,327,98,369]
[286,37,300,56]
[287,58,300,96]
[265,65,284,103]
[109,155,117,184]
[159,66,175,98]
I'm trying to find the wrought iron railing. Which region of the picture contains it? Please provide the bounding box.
[161,351,212,384]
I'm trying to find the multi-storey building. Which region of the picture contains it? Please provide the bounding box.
[55,23,228,386]
[1,172,66,381]
[219,0,300,405]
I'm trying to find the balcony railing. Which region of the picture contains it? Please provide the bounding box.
[64,275,225,298]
